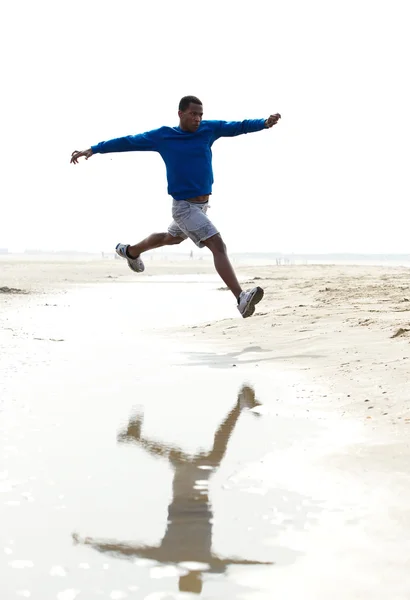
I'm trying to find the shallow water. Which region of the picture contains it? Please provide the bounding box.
[2,277,410,599]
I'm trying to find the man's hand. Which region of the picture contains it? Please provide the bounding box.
[264,113,281,128]
[70,148,93,164]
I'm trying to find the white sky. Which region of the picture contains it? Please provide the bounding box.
[1,0,409,254]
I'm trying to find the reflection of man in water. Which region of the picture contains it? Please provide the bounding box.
[73,385,271,594]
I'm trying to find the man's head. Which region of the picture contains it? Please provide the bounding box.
[178,95,203,132]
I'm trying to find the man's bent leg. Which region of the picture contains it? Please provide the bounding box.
[128,233,185,258]
[202,234,242,300]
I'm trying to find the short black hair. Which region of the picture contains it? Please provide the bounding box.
[179,95,202,112]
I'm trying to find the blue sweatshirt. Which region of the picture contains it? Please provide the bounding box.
[91,119,266,200]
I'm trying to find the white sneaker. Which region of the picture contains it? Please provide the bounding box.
[237,286,264,318]
[115,243,145,273]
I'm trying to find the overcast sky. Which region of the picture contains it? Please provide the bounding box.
[1,0,409,254]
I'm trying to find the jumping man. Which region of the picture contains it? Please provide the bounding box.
[70,96,281,318]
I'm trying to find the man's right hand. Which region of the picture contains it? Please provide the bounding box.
[70,148,93,164]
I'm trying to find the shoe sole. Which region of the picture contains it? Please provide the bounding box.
[242,286,264,318]
[125,259,145,273]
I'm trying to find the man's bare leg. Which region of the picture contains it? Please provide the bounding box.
[127,233,185,258]
[202,234,242,300]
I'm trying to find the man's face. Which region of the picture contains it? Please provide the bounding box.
[178,103,203,132]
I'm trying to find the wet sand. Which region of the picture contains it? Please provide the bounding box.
[1,256,410,599]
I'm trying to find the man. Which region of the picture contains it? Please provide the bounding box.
[70,96,281,318]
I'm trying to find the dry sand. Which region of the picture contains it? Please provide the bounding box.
[182,262,410,429]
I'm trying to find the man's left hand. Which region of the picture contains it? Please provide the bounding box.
[265,113,281,128]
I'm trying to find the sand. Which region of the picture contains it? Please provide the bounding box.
[2,255,410,599]
[181,262,410,428]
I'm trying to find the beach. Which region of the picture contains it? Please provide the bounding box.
[1,255,410,599]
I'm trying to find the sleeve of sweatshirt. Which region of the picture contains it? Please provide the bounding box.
[91,128,160,154]
[210,119,266,141]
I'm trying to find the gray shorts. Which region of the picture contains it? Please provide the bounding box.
[168,200,219,248]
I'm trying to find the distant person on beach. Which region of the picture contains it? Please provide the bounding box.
[70,96,281,318]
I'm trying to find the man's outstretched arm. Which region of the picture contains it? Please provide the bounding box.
[70,128,161,164]
[211,113,281,140]
[215,556,274,566]
[72,533,160,561]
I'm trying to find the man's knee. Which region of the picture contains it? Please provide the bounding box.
[203,233,227,254]
[165,233,185,245]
